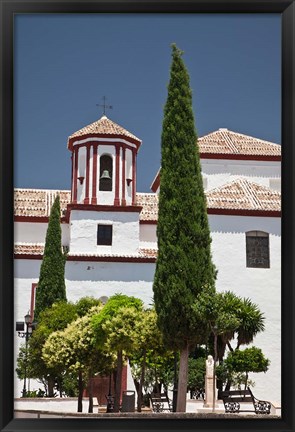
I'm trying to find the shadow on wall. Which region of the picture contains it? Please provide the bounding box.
[208,215,280,236]
[65,261,156,282]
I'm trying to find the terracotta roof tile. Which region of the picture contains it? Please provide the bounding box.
[14,243,45,255]
[14,179,281,221]
[14,244,157,260]
[206,178,281,211]
[136,193,158,221]
[14,189,71,217]
[198,129,281,156]
[139,248,158,258]
[68,115,141,145]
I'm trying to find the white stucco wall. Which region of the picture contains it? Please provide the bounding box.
[201,159,281,191]
[209,214,281,403]
[139,224,157,247]
[69,210,140,255]
[14,222,70,247]
[14,214,281,403]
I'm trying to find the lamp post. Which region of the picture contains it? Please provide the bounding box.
[106,372,114,413]
[16,313,36,398]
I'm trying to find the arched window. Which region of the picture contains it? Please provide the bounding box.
[99,155,113,191]
[246,231,270,268]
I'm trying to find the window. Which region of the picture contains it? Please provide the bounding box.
[99,155,113,191]
[246,231,270,268]
[97,224,113,245]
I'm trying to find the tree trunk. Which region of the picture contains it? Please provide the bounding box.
[137,349,146,412]
[88,372,93,413]
[114,350,123,413]
[77,370,83,412]
[47,376,55,397]
[176,343,189,412]
[213,333,218,412]
[244,372,248,391]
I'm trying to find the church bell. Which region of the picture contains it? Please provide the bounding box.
[100,170,111,180]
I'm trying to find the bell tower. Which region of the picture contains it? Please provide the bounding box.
[67,115,142,207]
[66,115,143,256]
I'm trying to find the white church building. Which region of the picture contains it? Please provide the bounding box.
[14,115,281,404]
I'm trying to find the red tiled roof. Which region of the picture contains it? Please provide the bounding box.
[68,115,141,147]
[136,193,158,221]
[14,243,157,260]
[14,178,281,221]
[198,128,281,157]
[14,189,71,217]
[206,178,281,212]
[14,243,45,255]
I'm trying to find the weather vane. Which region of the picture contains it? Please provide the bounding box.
[96,96,113,115]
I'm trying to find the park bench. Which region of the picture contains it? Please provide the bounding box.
[219,386,271,414]
[149,392,173,412]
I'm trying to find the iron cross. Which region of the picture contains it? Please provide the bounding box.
[96,96,113,115]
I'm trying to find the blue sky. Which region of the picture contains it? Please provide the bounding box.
[14,13,281,192]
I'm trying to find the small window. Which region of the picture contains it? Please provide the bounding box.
[99,155,113,191]
[246,231,270,268]
[97,224,112,246]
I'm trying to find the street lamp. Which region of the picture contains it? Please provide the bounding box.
[106,371,114,413]
[16,313,36,397]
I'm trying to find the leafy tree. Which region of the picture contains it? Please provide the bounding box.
[130,308,174,411]
[91,294,144,412]
[233,298,265,350]
[42,304,113,412]
[75,296,102,317]
[193,291,266,393]
[223,347,270,390]
[187,357,206,398]
[228,347,270,378]
[153,44,216,411]
[34,195,67,321]
[17,301,78,397]
[193,291,241,363]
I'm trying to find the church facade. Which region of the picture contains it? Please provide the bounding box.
[14,115,281,404]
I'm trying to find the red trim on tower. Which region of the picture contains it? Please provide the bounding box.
[73,148,78,203]
[91,144,98,205]
[68,133,141,151]
[121,147,126,206]
[132,151,136,205]
[114,146,120,206]
[70,154,74,201]
[84,146,90,204]
[66,203,142,213]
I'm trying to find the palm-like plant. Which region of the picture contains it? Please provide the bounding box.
[235,298,265,348]
[212,292,265,360]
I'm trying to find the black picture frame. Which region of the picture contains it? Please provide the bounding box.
[1,1,294,431]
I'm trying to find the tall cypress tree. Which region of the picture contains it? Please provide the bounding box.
[34,195,67,321]
[153,44,216,411]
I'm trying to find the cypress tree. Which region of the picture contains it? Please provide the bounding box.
[153,44,216,411]
[34,195,67,321]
